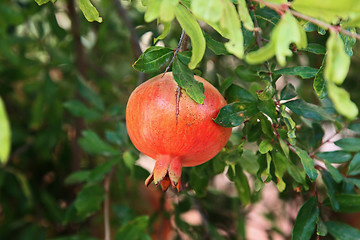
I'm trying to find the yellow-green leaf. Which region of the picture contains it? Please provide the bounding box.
[144,0,162,22]
[154,21,171,43]
[246,12,307,66]
[191,0,223,24]
[159,0,177,22]
[78,0,102,23]
[175,4,205,69]
[327,82,358,120]
[0,97,11,165]
[324,31,350,85]
[238,0,254,30]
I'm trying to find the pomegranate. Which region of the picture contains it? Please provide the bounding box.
[126,72,231,191]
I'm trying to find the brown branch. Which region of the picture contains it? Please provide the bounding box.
[112,0,145,85]
[252,0,360,40]
[67,0,86,172]
[162,29,186,77]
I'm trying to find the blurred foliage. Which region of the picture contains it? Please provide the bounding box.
[1,0,360,240]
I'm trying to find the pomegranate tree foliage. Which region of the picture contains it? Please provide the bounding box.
[1,0,360,239]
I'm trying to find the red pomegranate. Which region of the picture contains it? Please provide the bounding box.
[126,72,231,191]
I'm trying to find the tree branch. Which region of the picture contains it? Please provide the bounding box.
[252,0,360,40]
[162,29,186,77]
[104,172,112,240]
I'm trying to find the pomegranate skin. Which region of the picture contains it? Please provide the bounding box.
[126,72,231,191]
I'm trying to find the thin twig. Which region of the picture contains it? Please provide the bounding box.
[252,0,360,40]
[104,171,112,240]
[162,29,186,77]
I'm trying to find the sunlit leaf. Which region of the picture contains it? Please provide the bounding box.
[327,82,358,120]
[0,97,11,165]
[238,0,254,30]
[324,31,350,85]
[159,0,177,22]
[191,0,223,24]
[154,21,171,43]
[175,4,206,69]
[144,0,161,22]
[34,0,50,5]
[78,0,103,23]
[340,28,356,57]
[313,61,327,99]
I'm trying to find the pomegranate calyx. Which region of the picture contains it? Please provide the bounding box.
[145,156,183,192]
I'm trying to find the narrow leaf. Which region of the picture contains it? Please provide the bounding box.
[154,21,171,43]
[238,0,254,30]
[295,147,318,181]
[323,194,360,213]
[274,66,318,79]
[316,151,352,163]
[0,97,11,165]
[34,0,50,5]
[78,0,103,23]
[335,138,360,152]
[348,152,360,176]
[325,221,360,240]
[322,170,340,211]
[302,43,326,55]
[313,61,327,99]
[175,4,206,69]
[292,196,319,240]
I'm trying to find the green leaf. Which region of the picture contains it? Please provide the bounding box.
[63,100,102,121]
[280,83,297,100]
[204,33,229,55]
[175,4,206,69]
[215,0,244,59]
[238,0,254,30]
[322,170,340,211]
[316,151,352,163]
[154,21,171,43]
[317,218,327,236]
[246,12,307,66]
[78,130,121,156]
[292,196,319,240]
[259,139,273,154]
[335,138,360,152]
[132,46,173,73]
[302,43,326,55]
[65,170,91,185]
[235,65,259,82]
[227,165,251,205]
[225,84,258,103]
[323,194,360,213]
[324,31,350,85]
[78,0,103,23]
[172,57,205,104]
[340,28,356,57]
[144,0,161,22]
[34,0,50,5]
[159,0,177,22]
[284,99,334,121]
[274,66,318,79]
[348,152,360,176]
[218,76,234,94]
[292,0,360,24]
[349,122,360,134]
[325,221,360,240]
[0,97,11,165]
[191,0,223,24]
[295,147,318,181]
[313,61,327,99]
[257,80,275,101]
[239,149,259,175]
[74,185,105,218]
[77,77,105,111]
[214,102,259,127]
[115,216,150,240]
[327,82,358,120]
[190,165,209,197]
[272,152,287,191]
[88,159,118,183]
[105,123,128,146]
[324,161,343,183]
[257,99,277,121]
